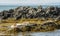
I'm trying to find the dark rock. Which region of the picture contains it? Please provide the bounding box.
[0,6,60,20]
[40,22,57,31]
[8,9,14,13]
[15,28,23,32]
[42,22,57,26]
[55,16,60,21]
[56,24,60,29]
[1,10,9,19]
[25,26,32,31]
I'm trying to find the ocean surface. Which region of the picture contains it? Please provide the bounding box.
[0,5,18,12]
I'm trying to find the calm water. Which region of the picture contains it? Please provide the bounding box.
[0,5,18,12]
[17,30,60,36]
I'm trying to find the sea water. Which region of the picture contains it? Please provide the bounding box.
[0,5,18,12]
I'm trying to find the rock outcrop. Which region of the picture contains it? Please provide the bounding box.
[0,6,60,20]
[9,22,60,32]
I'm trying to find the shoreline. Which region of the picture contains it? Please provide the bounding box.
[0,6,60,34]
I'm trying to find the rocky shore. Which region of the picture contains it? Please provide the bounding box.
[0,6,60,33]
[0,6,60,20]
[7,22,60,33]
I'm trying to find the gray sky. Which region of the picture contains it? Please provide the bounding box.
[0,0,60,5]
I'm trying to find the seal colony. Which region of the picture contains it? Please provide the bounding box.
[0,6,60,33]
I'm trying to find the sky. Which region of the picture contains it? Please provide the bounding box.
[0,0,60,5]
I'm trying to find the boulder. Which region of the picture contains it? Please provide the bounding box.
[8,9,14,13]
[1,10,9,19]
[0,6,60,19]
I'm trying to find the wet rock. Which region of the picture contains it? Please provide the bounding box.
[46,6,55,12]
[56,24,60,29]
[26,14,34,18]
[40,22,57,31]
[14,13,22,20]
[12,23,38,32]
[15,28,23,32]
[0,6,60,20]
[55,16,60,21]
[42,22,57,26]
[46,6,60,18]
[0,10,14,19]
[9,22,60,32]
[25,26,32,31]
[1,10,9,19]
[9,9,14,13]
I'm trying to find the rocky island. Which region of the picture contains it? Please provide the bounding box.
[0,6,60,20]
[0,6,60,34]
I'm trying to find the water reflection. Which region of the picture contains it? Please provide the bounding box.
[17,30,60,36]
